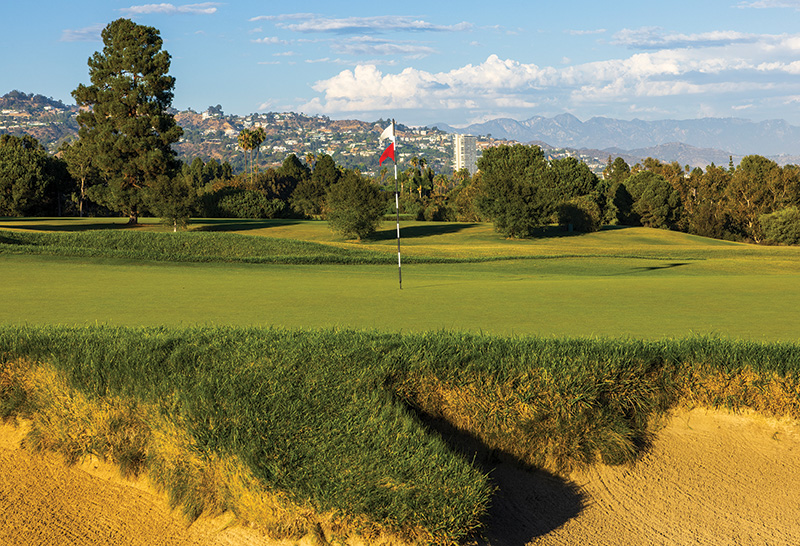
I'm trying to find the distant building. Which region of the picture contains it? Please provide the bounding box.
[453,134,477,175]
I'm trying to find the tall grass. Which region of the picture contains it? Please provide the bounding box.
[2,326,799,543]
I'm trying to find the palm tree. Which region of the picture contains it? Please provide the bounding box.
[238,128,252,179]
[249,126,266,179]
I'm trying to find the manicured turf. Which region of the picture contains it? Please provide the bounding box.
[2,218,800,340]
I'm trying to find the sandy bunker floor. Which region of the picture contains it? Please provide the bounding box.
[2,408,800,546]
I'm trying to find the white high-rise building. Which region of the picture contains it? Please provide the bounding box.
[453,134,478,175]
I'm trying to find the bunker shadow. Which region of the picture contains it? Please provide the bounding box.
[408,407,585,545]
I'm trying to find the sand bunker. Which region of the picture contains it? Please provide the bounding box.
[486,408,800,546]
[2,408,800,546]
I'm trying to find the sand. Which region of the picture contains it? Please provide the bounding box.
[2,408,800,546]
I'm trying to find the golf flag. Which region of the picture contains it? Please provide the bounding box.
[381,119,402,289]
[380,122,395,142]
[379,142,395,165]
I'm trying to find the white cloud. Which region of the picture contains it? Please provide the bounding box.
[332,36,436,58]
[250,14,471,34]
[613,28,762,49]
[249,13,315,22]
[566,29,607,36]
[738,0,800,8]
[60,24,105,42]
[252,36,288,45]
[300,32,800,118]
[120,3,220,16]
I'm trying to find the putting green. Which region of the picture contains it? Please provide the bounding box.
[2,251,799,340]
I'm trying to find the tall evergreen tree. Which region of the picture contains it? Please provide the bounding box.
[476,144,556,238]
[72,18,183,224]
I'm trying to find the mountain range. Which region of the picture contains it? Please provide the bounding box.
[432,114,800,166]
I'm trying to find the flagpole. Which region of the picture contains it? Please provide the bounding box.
[393,119,402,289]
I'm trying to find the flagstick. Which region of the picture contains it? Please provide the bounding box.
[393,119,402,289]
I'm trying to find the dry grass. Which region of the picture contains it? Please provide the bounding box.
[677,366,800,418]
[0,358,440,546]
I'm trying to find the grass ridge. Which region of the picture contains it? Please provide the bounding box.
[0,228,710,266]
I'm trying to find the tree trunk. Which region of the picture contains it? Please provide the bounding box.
[127,213,138,225]
[79,177,85,218]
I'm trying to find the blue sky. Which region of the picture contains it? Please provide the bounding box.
[3,1,800,126]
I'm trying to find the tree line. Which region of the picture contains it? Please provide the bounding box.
[2,18,799,245]
[462,146,800,244]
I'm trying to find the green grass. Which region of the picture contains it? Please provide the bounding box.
[2,218,800,340]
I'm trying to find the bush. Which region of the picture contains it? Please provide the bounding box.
[447,179,485,222]
[556,197,601,233]
[423,197,453,222]
[326,170,387,240]
[203,188,285,218]
[760,207,800,245]
[398,192,425,220]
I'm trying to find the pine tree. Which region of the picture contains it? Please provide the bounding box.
[72,18,183,224]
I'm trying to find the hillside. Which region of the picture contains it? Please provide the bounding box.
[0,91,79,149]
[3,90,799,174]
[0,91,453,174]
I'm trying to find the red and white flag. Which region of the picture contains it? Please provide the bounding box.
[379,122,396,165]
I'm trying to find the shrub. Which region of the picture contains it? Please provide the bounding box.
[760,207,800,245]
[423,197,453,222]
[398,192,425,220]
[204,188,285,218]
[556,197,601,233]
[326,171,387,240]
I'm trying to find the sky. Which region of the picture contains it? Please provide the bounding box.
[3,1,800,127]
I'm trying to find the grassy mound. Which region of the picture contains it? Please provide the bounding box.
[2,326,800,544]
[0,229,397,264]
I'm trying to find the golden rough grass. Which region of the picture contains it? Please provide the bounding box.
[0,358,431,546]
[678,366,800,418]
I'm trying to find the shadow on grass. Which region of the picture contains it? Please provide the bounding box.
[409,407,584,545]
[370,223,479,241]
[0,217,136,232]
[191,218,306,232]
[638,262,691,272]
[525,224,633,240]
[603,262,693,276]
